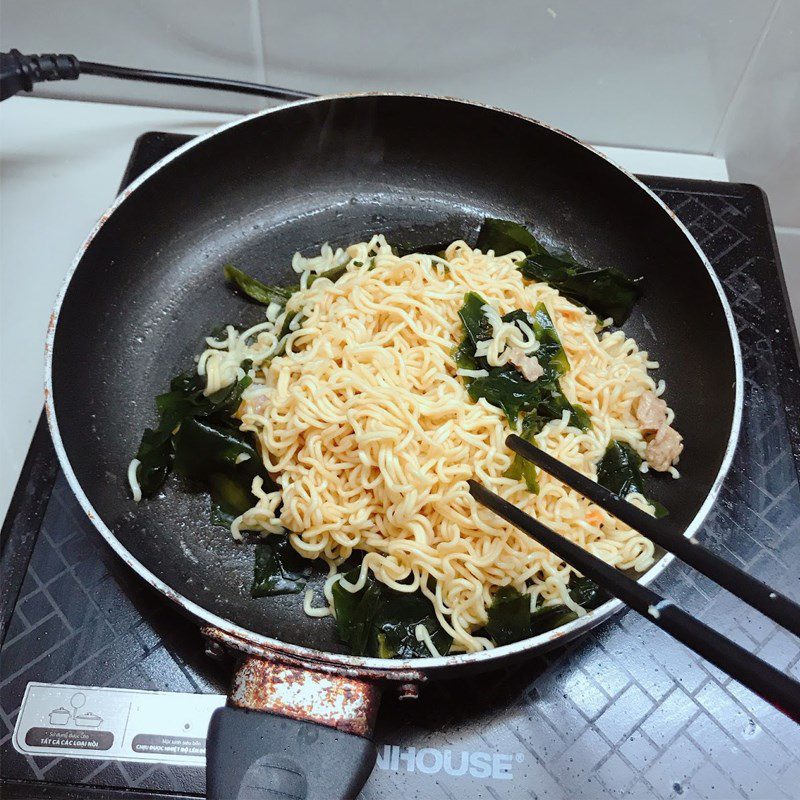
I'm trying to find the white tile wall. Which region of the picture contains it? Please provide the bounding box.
[257,0,776,153]
[0,0,268,112]
[1,0,776,153]
[719,0,799,229]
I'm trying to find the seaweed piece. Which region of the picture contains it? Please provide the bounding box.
[251,535,312,597]
[331,570,451,658]
[223,264,297,307]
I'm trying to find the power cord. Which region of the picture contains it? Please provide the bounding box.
[1,48,312,103]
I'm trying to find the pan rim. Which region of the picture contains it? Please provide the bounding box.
[45,91,743,675]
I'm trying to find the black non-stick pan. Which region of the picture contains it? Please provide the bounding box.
[46,94,742,799]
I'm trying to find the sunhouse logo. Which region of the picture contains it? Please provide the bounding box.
[375,745,523,781]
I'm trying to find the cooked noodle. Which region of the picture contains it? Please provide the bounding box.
[199,235,669,653]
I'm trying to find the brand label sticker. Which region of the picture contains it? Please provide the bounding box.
[13,682,226,765]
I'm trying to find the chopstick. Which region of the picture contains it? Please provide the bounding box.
[467,479,800,723]
[507,434,800,639]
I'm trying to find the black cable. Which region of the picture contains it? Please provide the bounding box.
[79,60,313,103]
[1,49,313,103]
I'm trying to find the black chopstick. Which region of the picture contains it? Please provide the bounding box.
[507,434,800,639]
[468,479,800,723]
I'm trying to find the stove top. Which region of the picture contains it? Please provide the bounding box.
[2,132,799,800]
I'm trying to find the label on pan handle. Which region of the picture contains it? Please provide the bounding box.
[13,682,226,765]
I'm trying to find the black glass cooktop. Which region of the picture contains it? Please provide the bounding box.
[1,132,799,800]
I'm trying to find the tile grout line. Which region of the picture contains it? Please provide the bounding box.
[249,0,267,85]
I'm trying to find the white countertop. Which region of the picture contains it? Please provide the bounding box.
[0,95,729,520]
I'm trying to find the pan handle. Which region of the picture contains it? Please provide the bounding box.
[206,706,376,800]
[206,657,381,800]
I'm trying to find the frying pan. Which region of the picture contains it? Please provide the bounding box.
[45,94,742,799]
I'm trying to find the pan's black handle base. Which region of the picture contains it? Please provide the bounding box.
[206,705,376,800]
